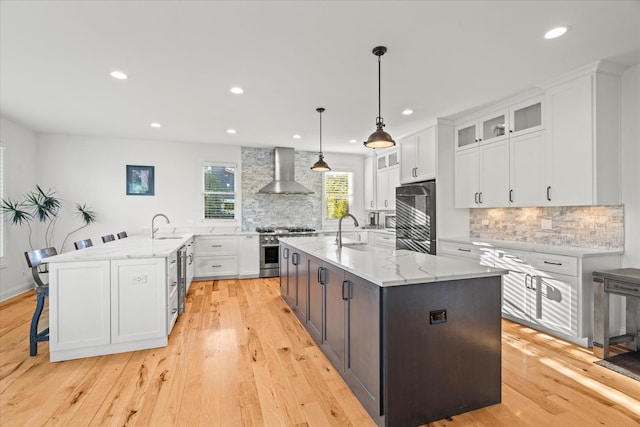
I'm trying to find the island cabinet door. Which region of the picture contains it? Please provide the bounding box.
[49,261,111,352]
[344,272,381,417]
[279,244,290,299]
[322,262,347,371]
[293,251,308,324]
[110,258,166,343]
[307,255,324,344]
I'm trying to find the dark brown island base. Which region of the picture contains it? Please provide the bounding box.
[279,237,507,427]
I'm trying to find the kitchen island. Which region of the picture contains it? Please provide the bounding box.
[43,234,193,362]
[278,236,507,427]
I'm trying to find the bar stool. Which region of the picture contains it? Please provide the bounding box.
[74,238,93,250]
[102,234,115,243]
[117,231,128,239]
[24,247,57,356]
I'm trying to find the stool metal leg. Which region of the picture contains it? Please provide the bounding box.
[30,289,49,356]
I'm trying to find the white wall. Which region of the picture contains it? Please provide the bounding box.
[36,134,242,249]
[0,116,40,300]
[621,64,640,268]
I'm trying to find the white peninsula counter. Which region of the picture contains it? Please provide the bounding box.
[278,236,507,427]
[44,234,193,362]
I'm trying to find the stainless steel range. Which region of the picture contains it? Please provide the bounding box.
[257,227,317,278]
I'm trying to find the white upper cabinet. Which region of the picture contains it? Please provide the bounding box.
[363,155,376,210]
[544,66,622,206]
[508,97,544,138]
[509,131,549,206]
[400,126,436,184]
[376,148,400,210]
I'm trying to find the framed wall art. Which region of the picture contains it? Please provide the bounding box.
[126,165,155,196]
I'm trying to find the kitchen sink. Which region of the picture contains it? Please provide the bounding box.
[342,243,374,252]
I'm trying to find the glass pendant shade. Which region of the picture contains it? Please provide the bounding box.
[311,107,331,171]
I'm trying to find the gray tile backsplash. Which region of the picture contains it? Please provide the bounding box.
[241,147,323,230]
[470,205,624,249]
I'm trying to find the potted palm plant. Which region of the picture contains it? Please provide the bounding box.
[1,185,96,252]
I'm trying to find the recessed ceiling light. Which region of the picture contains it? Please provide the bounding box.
[402,109,414,115]
[293,134,301,139]
[349,139,357,144]
[110,70,128,80]
[230,87,244,94]
[227,129,236,134]
[544,26,569,39]
[150,122,161,128]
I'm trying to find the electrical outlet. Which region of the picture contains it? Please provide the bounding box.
[132,275,147,284]
[541,219,552,230]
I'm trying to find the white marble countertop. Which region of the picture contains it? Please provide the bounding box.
[45,234,194,263]
[280,236,506,287]
[439,237,624,258]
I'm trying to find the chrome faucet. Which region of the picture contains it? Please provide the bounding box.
[151,213,170,239]
[336,213,359,248]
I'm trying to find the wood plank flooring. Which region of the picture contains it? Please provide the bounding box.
[1,278,639,426]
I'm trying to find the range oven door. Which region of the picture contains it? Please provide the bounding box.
[260,244,280,277]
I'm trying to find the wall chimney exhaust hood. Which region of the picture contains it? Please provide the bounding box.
[258,147,314,194]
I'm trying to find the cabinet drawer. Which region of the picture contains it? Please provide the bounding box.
[440,241,494,266]
[195,255,238,277]
[195,236,238,255]
[494,248,531,272]
[167,291,179,333]
[372,232,395,248]
[530,253,577,276]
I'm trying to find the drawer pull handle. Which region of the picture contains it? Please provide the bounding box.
[458,248,471,252]
[543,261,562,266]
[171,308,178,314]
[211,244,222,248]
[212,264,222,268]
[171,281,177,287]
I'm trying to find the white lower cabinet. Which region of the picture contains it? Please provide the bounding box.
[439,238,621,347]
[49,256,174,362]
[239,234,260,277]
[194,235,239,278]
[111,258,167,343]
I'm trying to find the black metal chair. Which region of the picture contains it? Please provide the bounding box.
[24,247,57,356]
[101,234,115,243]
[73,238,93,250]
[116,231,128,239]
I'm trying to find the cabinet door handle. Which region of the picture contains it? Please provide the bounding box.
[385,200,388,207]
[342,280,350,301]
[317,266,322,283]
[318,267,327,285]
[543,260,562,266]
[171,281,177,287]
[292,252,299,266]
[283,248,289,259]
[458,248,471,252]
[370,201,374,208]
[211,244,222,248]
[509,189,513,203]
[478,192,483,204]
[172,308,178,314]
[474,192,479,204]
[212,264,222,268]
[546,186,552,201]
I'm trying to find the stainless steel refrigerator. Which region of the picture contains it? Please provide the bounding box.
[396,180,436,254]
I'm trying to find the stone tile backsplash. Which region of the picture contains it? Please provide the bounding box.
[470,205,624,249]
[241,147,323,231]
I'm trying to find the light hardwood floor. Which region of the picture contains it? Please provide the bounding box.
[1,278,639,426]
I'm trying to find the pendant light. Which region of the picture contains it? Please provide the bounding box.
[364,46,395,149]
[311,107,331,171]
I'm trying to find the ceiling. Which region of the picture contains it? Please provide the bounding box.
[1,1,639,155]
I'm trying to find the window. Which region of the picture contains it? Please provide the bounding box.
[203,163,237,220]
[324,171,353,220]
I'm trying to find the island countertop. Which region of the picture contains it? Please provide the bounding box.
[44,234,193,263]
[279,236,507,287]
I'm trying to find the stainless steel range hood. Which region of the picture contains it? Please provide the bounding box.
[258,147,314,194]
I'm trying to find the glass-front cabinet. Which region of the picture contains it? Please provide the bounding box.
[509,97,544,137]
[481,110,508,144]
[454,120,478,151]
